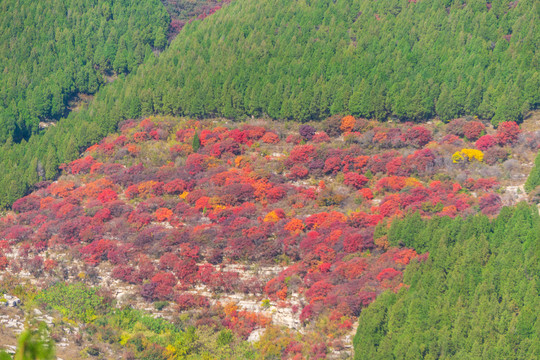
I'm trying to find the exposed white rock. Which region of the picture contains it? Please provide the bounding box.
[2,294,21,307]
[503,185,528,205]
[0,314,24,334]
[247,328,266,342]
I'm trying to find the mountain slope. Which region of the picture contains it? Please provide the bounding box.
[2,114,539,357]
[0,0,172,207]
[97,0,538,123]
[0,0,170,143]
[354,203,540,359]
[0,0,538,208]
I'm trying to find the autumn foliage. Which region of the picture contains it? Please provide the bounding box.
[0,115,532,359]
[340,116,356,133]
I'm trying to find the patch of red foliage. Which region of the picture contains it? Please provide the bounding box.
[1,114,532,357]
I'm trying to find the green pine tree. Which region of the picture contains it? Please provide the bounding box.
[45,147,59,180]
[525,151,540,193]
[192,132,201,152]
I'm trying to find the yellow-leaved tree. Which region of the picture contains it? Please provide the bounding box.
[453,149,484,163]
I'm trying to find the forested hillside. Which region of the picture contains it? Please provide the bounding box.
[1,0,539,357]
[354,203,540,359]
[96,0,539,123]
[0,0,538,209]
[0,0,170,144]
[0,0,170,207]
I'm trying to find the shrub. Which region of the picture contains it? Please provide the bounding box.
[288,145,316,163]
[447,118,466,137]
[323,156,342,174]
[155,208,173,222]
[376,268,402,282]
[453,149,484,163]
[151,272,177,300]
[312,132,330,143]
[484,146,508,165]
[495,121,521,145]
[112,265,134,282]
[176,294,209,311]
[13,195,41,213]
[340,116,356,133]
[343,172,368,189]
[260,132,280,144]
[463,121,485,140]
[479,193,502,215]
[299,125,316,141]
[402,126,432,148]
[358,188,374,200]
[323,115,342,137]
[69,156,96,174]
[288,165,309,180]
[154,301,169,311]
[36,283,108,323]
[475,135,496,150]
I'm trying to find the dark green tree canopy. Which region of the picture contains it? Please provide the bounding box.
[354,203,540,359]
[525,150,540,194]
[0,0,170,143]
[96,0,538,124]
